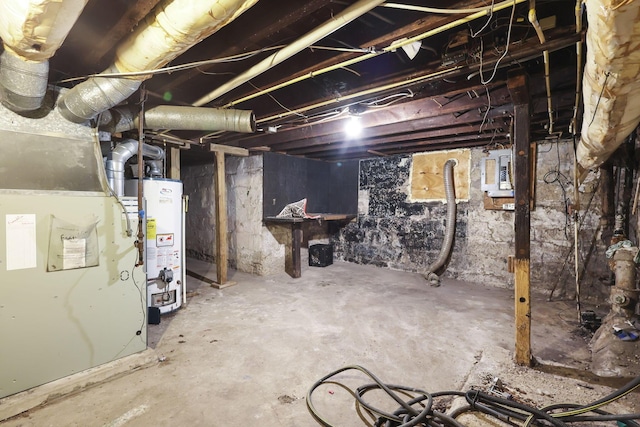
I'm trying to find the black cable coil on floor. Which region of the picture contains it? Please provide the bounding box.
[307,365,640,427]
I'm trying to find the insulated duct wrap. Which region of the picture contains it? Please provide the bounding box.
[576,0,640,173]
[102,105,256,133]
[0,0,88,112]
[57,0,259,124]
[106,139,164,197]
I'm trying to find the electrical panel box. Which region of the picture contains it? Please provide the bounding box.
[481,149,514,198]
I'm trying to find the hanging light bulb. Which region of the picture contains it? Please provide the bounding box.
[344,115,362,138]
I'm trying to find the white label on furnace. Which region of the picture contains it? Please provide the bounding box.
[5,214,37,270]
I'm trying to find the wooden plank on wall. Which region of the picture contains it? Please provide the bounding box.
[508,70,532,367]
[410,149,470,201]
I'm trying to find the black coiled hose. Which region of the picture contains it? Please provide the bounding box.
[307,365,640,427]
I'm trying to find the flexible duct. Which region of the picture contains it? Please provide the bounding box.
[100,105,256,134]
[106,139,164,197]
[0,0,88,112]
[57,0,258,123]
[423,159,458,287]
[576,0,640,177]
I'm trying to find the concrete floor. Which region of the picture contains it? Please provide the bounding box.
[2,260,638,426]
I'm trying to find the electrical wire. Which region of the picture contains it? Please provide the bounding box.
[543,141,573,240]
[54,43,373,84]
[382,2,505,14]
[478,0,517,84]
[308,365,640,427]
[469,0,495,37]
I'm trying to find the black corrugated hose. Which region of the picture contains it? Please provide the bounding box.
[307,365,640,427]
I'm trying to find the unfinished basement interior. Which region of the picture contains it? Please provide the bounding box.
[1,0,640,425]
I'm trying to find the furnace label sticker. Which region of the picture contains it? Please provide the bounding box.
[5,214,37,271]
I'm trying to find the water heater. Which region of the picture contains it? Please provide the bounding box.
[144,178,184,314]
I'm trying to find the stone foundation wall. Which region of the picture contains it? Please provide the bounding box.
[183,143,609,298]
[334,141,609,297]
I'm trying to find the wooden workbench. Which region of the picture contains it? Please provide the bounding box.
[264,214,356,278]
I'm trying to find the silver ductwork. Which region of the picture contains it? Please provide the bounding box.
[100,105,256,134]
[106,139,164,197]
[0,0,88,112]
[56,0,259,124]
[146,160,163,178]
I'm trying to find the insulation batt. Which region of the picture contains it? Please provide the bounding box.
[0,0,88,61]
[576,0,640,172]
[114,0,258,78]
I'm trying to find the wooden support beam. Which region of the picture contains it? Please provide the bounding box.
[209,143,249,157]
[292,223,303,278]
[169,147,180,180]
[214,150,229,286]
[508,70,532,367]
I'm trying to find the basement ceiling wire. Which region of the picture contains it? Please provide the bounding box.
[219,0,526,109]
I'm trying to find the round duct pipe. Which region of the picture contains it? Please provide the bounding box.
[0,50,49,112]
[423,159,458,287]
[0,0,88,112]
[106,139,164,197]
[56,0,258,124]
[101,105,256,134]
[57,65,142,124]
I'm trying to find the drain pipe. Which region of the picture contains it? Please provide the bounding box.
[100,105,256,134]
[194,0,387,107]
[105,139,164,197]
[423,159,458,287]
[57,0,258,123]
[0,0,88,112]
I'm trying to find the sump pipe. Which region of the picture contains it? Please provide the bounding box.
[100,105,256,134]
[106,139,164,197]
[57,0,258,123]
[423,159,458,287]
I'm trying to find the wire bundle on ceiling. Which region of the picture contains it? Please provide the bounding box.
[307,365,640,427]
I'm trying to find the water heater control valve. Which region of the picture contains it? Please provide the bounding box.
[159,267,174,284]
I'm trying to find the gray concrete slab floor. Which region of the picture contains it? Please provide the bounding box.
[2,260,638,426]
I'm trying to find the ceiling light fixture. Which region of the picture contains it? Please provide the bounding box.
[344,115,362,138]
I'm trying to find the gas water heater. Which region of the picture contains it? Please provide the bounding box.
[143,178,185,314]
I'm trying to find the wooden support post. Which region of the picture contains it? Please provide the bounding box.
[214,150,229,286]
[169,147,180,180]
[209,145,248,288]
[508,70,532,366]
[292,222,303,278]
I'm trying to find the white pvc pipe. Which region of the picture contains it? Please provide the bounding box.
[193,0,387,107]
